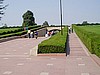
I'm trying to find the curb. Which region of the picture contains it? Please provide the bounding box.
[0,36,21,43]
[38,53,66,56]
[30,46,38,56]
[90,54,100,66]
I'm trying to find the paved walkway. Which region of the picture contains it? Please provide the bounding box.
[65,32,100,75]
[0,33,100,75]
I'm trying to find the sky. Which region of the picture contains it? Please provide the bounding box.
[0,0,100,26]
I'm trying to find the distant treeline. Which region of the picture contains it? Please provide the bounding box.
[0,26,22,29]
[73,23,100,26]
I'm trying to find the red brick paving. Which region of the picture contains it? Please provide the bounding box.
[0,33,100,75]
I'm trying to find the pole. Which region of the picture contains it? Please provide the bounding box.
[60,0,63,35]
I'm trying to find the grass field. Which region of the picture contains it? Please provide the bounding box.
[77,26,100,34]
[74,25,100,57]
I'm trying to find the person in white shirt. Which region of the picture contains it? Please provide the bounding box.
[68,26,71,34]
[27,30,31,38]
[30,31,33,38]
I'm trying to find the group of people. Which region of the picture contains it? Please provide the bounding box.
[27,30,38,39]
[45,31,54,38]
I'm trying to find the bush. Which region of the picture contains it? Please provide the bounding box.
[0,25,44,39]
[0,28,23,35]
[38,26,68,53]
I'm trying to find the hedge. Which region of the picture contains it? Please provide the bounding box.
[0,28,23,35]
[0,25,41,35]
[73,25,100,57]
[0,25,44,39]
[38,26,68,53]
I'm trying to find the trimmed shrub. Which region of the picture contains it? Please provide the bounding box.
[0,28,23,35]
[0,25,44,39]
[73,25,100,57]
[38,26,68,53]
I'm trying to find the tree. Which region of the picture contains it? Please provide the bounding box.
[22,10,36,27]
[43,21,49,26]
[82,21,89,25]
[2,23,7,28]
[0,0,8,20]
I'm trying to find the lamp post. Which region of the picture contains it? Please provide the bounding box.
[60,0,63,35]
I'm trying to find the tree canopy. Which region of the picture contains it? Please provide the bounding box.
[43,21,49,26]
[82,21,89,25]
[22,10,36,27]
[0,0,8,20]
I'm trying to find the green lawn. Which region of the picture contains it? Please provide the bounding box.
[77,25,100,34]
[73,25,100,57]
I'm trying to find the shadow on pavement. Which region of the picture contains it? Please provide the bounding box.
[66,35,70,56]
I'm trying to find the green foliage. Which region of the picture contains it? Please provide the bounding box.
[0,28,23,35]
[73,25,100,57]
[0,31,26,38]
[0,25,43,39]
[0,28,25,38]
[22,10,36,27]
[0,0,8,20]
[38,27,68,53]
[82,21,89,25]
[43,21,49,26]
[74,23,100,26]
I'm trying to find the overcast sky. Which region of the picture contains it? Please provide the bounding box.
[1,0,100,26]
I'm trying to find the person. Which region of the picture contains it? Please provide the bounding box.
[47,31,49,36]
[30,31,33,38]
[68,26,71,34]
[27,30,31,38]
[48,31,51,36]
[35,31,38,39]
[72,26,73,33]
[45,33,48,38]
[51,31,54,36]
[45,29,48,38]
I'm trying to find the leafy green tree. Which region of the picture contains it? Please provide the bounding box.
[0,0,8,20]
[82,21,89,25]
[43,21,49,26]
[2,23,7,28]
[22,10,36,27]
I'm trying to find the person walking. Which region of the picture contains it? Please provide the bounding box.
[30,31,33,38]
[27,30,31,38]
[72,26,73,33]
[68,26,71,34]
[35,31,38,39]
